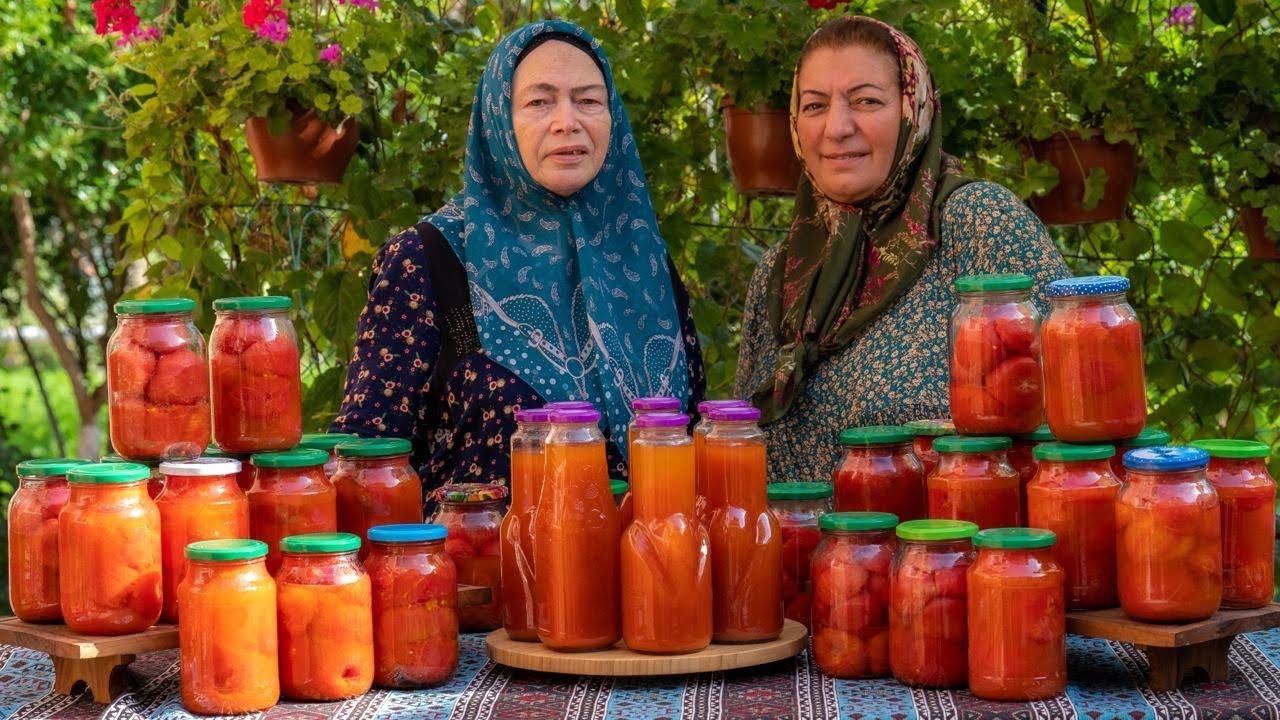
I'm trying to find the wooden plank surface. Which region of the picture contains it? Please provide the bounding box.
[0,619,177,659]
[485,619,808,676]
[1066,604,1280,647]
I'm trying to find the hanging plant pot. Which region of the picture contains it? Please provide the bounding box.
[1019,129,1137,225]
[1241,207,1280,261]
[721,98,802,197]
[245,108,359,185]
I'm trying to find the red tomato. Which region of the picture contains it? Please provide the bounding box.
[985,356,1043,413]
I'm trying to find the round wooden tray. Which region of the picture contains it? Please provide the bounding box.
[485,620,808,676]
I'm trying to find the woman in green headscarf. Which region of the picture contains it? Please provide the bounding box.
[734,16,1070,482]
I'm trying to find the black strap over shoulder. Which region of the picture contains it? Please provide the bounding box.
[415,222,481,410]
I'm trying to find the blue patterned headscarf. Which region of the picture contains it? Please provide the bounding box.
[424,20,691,460]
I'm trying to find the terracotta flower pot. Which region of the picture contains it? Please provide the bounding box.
[1019,129,1137,225]
[245,109,359,185]
[1241,206,1280,261]
[721,99,802,197]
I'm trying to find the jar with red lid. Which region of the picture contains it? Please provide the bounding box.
[1026,442,1119,609]
[889,519,977,688]
[210,295,302,453]
[366,524,458,688]
[247,448,338,575]
[8,458,88,622]
[903,419,954,478]
[298,432,358,477]
[276,532,373,701]
[107,298,209,461]
[1042,276,1146,442]
[768,482,832,629]
[1110,428,1170,481]
[1008,424,1055,522]
[59,462,163,635]
[1191,439,1275,609]
[694,399,750,526]
[967,528,1065,701]
[1117,447,1221,621]
[832,426,925,521]
[927,436,1020,529]
[332,438,424,559]
[430,482,507,632]
[502,408,550,641]
[811,511,897,678]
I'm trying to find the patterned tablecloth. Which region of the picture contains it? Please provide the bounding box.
[3,630,1280,720]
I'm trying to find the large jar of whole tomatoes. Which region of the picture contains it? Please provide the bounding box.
[502,408,550,642]
[1026,442,1119,609]
[832,425,925,521]
[1042,276,1146,442]
[1111,428,1171,481]
[949,274,1043,435]
[247,448,338,575]
[178,539,278,715]
[430,483,507,632]
[694,399,750,525]
[107,298,209,461]
[366,524,458,688]
[8,458,88,622]
[1117,447,1221,622]
[927,436,1020,529]
[60,462,163,635]
[767,482,832,629]
[889,519,977,688]
[811,511,897,679]
[276,532,374,701]
[1008,424,1055,522]
[332,438,424,559]
[903,419,954,478]
[298,432,357,477]
[967,528,1065,701]
[1190,439,1275,609]
[210,296,302,453]
[156,457,250,622]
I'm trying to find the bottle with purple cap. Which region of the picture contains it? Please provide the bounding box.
[693,399,750,526]
[501,407,552,641]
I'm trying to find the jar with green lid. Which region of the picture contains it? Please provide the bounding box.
[104,453,165,499]
[927,435,1020,529]
[210,296,302,453]
[832,425,924,521]
[811,511,897,678]
[1110,427,1170,480]
[332,438,424,560]
[767,481,833,629]
[107,297,209,462]
[247,448,337,575]
[298,432,358,477]
[903,418,954,477]
[1190,439,1275,609]
[889,519,978,688]
[8,458,89,621]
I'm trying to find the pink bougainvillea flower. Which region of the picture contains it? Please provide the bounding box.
[319,43,342,64]
[92,0,140,37]
[256,15,290,43]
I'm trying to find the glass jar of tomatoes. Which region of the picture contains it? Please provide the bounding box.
[811,511,897,678]
[502,408,551,641]
[768,481,833,629]
[1008,424,1055,522]
[430,482,508,632]
[948,274,1043,435]
[332,438,424,559]
[365,524,458,688]
[1117,446,1221,622]
[298,432,357,477]
[1190,439,1275,609]
[210,296,302,453]
[967,528,1065,701]
[903,419,954,478]
[832,426,925,521]
[8,458,88,622]
[107,298,209,461]
[276,532,374,701]
[247,448,338,575]
[927,436,1020,529]
[1111,428,1171,481]
[889,519,978,688]
[1042,276,1146,442]
[178,539,278,715]
[60,462,163,635]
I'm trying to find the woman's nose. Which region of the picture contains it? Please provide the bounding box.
[824,100,857,140]
[550,99,582,134]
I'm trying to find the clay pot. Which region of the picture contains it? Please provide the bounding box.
[244,108,359,185]
[721,99,802,197]
[1241,206,1280,261]
[1019,129,1137,225]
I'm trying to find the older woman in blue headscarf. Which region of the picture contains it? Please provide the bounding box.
[333,21,705,494]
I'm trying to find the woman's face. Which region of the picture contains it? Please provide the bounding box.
[512,40,612,198]
[795,43,902,204]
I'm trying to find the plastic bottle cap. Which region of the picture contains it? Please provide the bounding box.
[515,408,552,423]
[212,296,292,311]
[631,397,682,412]
[16,458,91,478]
[932,435,1012,453]
[160,457,243,476]
[633,412,690,429]
[114,298,196,315]
[896,519,979,541]
[543,401,595,411]
[953,273,1033,293]
[279,532,362,554]
[186,539,269,561]
[249,448,330,469]
[1032,442,1116,462]
[706,405,761,422]
[367,523,448,543]
[838,425,914,446]
[1189,439,1271,460]
[547,408,602,424]
[767,481,834,501]
[1118,428,1172,448]
[431,482,509,504]
[903,419,955,437]
[973,527,1056,549]
[820,511,898,532]
[1046,275,1130,297]
[335,438,413,458]
[1015,424,1056,443]
[697,399,750,414]
[67,462,152,484]
[610,479,630,496]
[1122,446,1209,471]
[298,433,357,451]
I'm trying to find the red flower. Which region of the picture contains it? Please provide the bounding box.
[242,0,285,30]
[92,0,140,37]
